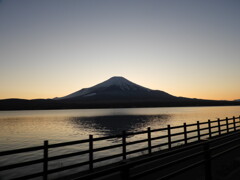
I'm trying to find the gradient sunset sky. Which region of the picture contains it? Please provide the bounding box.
[0,0,240,100]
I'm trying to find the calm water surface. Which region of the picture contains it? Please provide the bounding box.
[0,106,239,179]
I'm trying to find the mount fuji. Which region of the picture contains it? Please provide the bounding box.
[1,76,239,110]
[57,76,178,102]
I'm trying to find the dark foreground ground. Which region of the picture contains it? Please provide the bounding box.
[59,131,240,180]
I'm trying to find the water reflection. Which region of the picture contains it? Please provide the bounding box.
[70,114,172,136]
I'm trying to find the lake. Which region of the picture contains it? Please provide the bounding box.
[0,106,239,179]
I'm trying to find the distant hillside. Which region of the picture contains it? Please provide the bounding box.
[0,77,240,110]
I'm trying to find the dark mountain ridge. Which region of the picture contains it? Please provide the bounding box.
[0,77,239,110]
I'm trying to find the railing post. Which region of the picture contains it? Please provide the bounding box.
[208,120,212,138]
[122,131,127,160]
[226,117,229,133]
[147,127,152,154]
[167,125,171,149]
[233,116,236,131]
[204,141,212,180]
[121,160,130,180]
[183,123,187,144]
[218,118,221,135]
[239,115,240,129]
[89,135,93,171]
[43,140,48,180]
[197,121,201,141]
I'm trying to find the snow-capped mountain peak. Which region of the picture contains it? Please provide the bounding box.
[91,76,150,91]
[58,76,174,101]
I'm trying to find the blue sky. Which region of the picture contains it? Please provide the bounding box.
[0,0,240,100]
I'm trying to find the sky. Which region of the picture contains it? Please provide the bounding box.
[0,0,240,100]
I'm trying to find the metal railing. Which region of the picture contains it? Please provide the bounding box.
[0,115,239,180]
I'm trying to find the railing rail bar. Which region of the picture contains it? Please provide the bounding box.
[48,150,90,161]
[150,127,168,133]
[186,123,198,127]
[0,158,44,171]
[150,135,169,140]
[48,139,89,148]
[46,161,90,175]
[126,130,148,136]
[150,142,169,150]
[126,138,148,146]
[126,147,149,155]
[186,129,198,134]
[0,146,43,156]
[93,153,123,163]
[199,127,210,131]
[186,135,199,141]
[170,125,184,129]
[171,139,185,144]
[170,131,185,137]
[93,143,123,152]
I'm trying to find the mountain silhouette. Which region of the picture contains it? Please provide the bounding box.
[57,76,178,102]
[0,76,239,110]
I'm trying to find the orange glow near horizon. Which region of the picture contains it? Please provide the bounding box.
[0,76,239,101]
[0,1,240,101]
